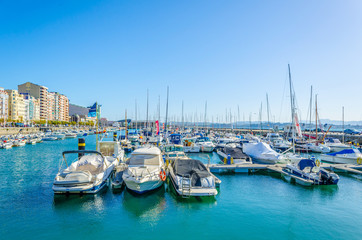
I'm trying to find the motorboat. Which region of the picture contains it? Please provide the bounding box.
[163,144,188,162]
[122,146,166,194]
[65,132,77,138]
[324,138,351,152]
[42,136,58,141]
[13,139,26,147]
[299,142,331,153]
[282,158,339,186]
[217,143,252,164]
[320,148,362,164]
[1,140,12,149]
[243,142,283,164]
[196,137,215,152]
[264,133,291,152]
[52,150,119,194]
[53,139,123,194]
[168,159,218,197]
[182,137,201,153]
[111,163,127,190]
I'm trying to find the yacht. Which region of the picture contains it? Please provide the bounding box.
[123,146,166,194]
[168,159,218,197]
[52,141,123,194]
[320,148,362,164]
[196,137,215,152]
[282,158,339,186]
[324,138,351,152]
[264,133,291,152]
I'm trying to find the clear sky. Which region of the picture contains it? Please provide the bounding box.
[1,0,362,123]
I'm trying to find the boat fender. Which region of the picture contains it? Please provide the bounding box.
[159,170,166,181]
[230,157,234,165]
[357,157,362,165]
[315,159,320,167]
[223,158,227,164]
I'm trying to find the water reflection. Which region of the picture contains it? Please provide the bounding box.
[122,186,166,222]
[53,187,108,212]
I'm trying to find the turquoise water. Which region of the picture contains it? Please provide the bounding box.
[1,135,362,240]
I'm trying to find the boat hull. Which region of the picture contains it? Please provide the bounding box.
[124,179,164,194]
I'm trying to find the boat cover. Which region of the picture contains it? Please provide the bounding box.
[297,159,316,171]
[221,146,249,160]
[243,142,280,158]
[76,155,103,174]
[172,159,211,186]
[327,148,358,156]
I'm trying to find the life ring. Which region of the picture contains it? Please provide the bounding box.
[357,157,362,165]
[159,170,166,181]
[315,159,321,167]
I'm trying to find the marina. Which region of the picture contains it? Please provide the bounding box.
[1,1,362,239]
[2,133,362,239]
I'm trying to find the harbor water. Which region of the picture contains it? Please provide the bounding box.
[1,134,362,239]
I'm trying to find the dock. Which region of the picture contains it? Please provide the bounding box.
[208,163,362,176]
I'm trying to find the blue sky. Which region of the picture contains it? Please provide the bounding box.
[1,0,362,123]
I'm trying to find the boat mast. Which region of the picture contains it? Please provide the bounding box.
[135,99,138,132]
[165,86,169,136]
[309,86,313,142]
[125,109,128,140]
[288,64,295,153]
[182,100,184,130]
[315,94,318,141]
[204,101,207,130]
[146,89,149,130]
[342,106,344,143]
[266,93,270,129]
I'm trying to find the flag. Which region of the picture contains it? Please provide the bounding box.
[88,103,97,117]
[156,120,159,135]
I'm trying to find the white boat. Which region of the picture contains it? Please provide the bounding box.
[320,148,362,164]
[168,159,218,197]
[324,138,351,152]
[1,141,12,149]
[123,146,165,194]
[264,133,291,151]
[182,138,201,153]
[243,142,283,164]
[282,158,339,186]
[13,139,26,147]
[52,132,65,140]
[65,133,77,138]
[196,137,215,152]
[42,136,58,141]
[300,142,330,153]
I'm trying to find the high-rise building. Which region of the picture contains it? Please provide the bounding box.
[5,89,26,121]
[18,82,69,121]
[47,92,69,122]
[0,88,9,121]
[21,93,40,121]
[18,82,49,120]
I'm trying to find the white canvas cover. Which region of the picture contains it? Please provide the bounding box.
[243,142,280,159]
[129,154,161,166]
[76,154,103,174]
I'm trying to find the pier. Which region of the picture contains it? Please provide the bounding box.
[208,163,362,175]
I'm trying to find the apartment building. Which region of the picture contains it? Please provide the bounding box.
[0,88,9,120]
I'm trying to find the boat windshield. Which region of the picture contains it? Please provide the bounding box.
[129,154,160,166]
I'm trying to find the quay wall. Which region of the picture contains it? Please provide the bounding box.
[0,127,90,136]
